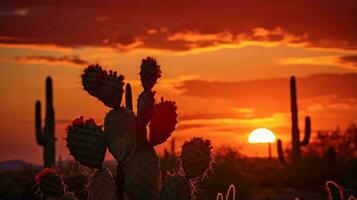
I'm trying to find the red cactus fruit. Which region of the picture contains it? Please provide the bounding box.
[160,174,192,200]
[149,97,177,146]
[180,138,212,178]
[35,168,65,198]
[82,65,125,108]
[66,117,106,169]
[140,57,161,90]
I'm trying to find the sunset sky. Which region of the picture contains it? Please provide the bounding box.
[0,1,357,164]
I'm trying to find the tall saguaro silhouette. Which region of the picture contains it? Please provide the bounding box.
[35,77,56,167]
[277,76,311,165]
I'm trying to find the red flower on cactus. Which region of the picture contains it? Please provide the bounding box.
[149,97,177,146]
[35,168,56,184]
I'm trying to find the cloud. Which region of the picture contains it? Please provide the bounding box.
[176,73,357,115]
[339,55,357,67]
[15,55,89,66]
[0,1,356,51]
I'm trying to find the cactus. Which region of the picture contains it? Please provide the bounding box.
[66,117,106,169]
[88,167,117,200]
[180,138,212,178]
[277,76,311,165]
[35,168,64,198]
[52,57,213,200]
[160,174,192,200]
[35,76,56,167]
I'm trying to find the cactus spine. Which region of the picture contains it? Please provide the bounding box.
[277,76,311,165]
[35,76,56,167]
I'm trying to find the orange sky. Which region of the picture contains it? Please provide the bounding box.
[0,1,357,164]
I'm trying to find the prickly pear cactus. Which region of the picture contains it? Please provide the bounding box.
[82,64,125,109]
[35,168,65,198]
[66,117,106,169]
[180,138,212,178]
[137,89,156,127]
[160,174,192,200]
[123,145,160,200]
[58,57,217,200]
[140,57,161,90]
[149,97,177,146]
[60,192,79,200]
[104,107,137,163]
[88,167,117,200]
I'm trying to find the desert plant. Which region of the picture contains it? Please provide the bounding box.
[35,76,56,167]
[49,57,214,200]
[325,180,357,200]
[277,76,311,166]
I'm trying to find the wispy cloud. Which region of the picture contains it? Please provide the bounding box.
[15,55,89,66]
[1,1,356,51]
[339,55,357,67]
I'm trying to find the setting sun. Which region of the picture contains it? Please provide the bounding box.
[248,128,276,143]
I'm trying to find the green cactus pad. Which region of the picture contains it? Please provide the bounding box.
[140,57,161,90]
[88,167,117,200]
[123,145,160,200]
[82,65,125,109]
[149,97,177,146]
[81,64,104,96]
[35,168,65,198]
[180,137,212,178]
[160,174,191,200]
[66,117,106,169]
[137,89,156,127]
[60,192,79,200]
[104,108,137,163]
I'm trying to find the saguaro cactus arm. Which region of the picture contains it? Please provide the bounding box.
[300,116,311,146]
[125,83,133,111]
[277,139,288,166]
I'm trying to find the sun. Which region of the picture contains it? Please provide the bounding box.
[248,128,276,143]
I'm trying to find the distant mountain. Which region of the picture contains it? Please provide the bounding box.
[0,160,40,170]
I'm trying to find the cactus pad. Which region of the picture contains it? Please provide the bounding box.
[149,97,177,146]
[66,117,106,169]
[81,64,104,95]
[82,65,125,108]
[35,168,65,198]
[88,167,117,200]
[180,138,212,178]
[60,192,79,200]
[137,89,156,127]
[140,57,161,90]
[104,108,137,163]
[123,145,160,200]
[160,174,191,200]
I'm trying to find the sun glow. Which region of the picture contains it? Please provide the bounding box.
[248,128,276,143]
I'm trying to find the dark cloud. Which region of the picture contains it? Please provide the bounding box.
[0,0,356,50]
[339,55,357,67]
[176,73,357,114]
[15,55,89,66]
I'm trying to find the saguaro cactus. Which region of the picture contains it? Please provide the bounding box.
[35,76,56,167]
[277,76,311,165]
